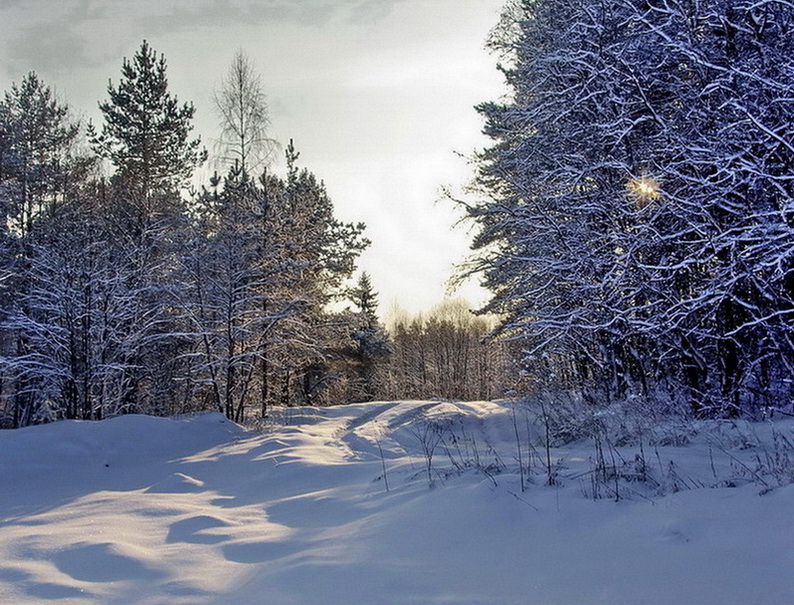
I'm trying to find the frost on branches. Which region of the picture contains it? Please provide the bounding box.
[0,44,370,427]
[466,0,794,416]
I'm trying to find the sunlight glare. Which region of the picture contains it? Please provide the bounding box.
[627,175,661,208]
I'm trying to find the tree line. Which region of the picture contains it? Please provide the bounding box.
[0,42,372,427]
[380,299,511,402]
[465,0,793,417]
[0,42,507,428]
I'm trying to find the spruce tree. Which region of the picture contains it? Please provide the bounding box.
[350,272,379,328]
[348,272,390,401]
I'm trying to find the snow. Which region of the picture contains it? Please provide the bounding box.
[1,401,793,604]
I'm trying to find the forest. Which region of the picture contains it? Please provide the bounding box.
[0,44,507,428]
[463,0,793,418]
[1,0,793,430]
[1,1,793,602]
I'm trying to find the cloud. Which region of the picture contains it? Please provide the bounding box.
[1,0,406,83]
[347,0,407,25]
[1,0,116,80]
[135,0,406,35]
[5,20,90,77]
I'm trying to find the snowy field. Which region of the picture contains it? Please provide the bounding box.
[1,400,793,604]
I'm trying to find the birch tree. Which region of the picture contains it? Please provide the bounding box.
[213,50,278,175]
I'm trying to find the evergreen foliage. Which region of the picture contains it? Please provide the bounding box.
[346,272,391,401]
[0,46,371,427]
[89,40,206,199]
[0,72,83,238]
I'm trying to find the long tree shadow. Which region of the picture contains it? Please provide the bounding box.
[0,413,245,524]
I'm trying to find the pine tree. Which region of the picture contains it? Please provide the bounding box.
[0,72,82,239]
[0,73,89,427]
[182,164,293,421]
[86,41,206,415]
[181,141,370,418]
[261,141,369,407]
[90,40,206,207]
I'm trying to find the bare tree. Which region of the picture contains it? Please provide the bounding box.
[383,300,508,401]
[213,50,278,175]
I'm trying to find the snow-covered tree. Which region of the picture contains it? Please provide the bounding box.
[383,300,507,401]
[83,41,207,417]
[0,72,83,239]
[0,73,91,427]
[466,0,794,415]
[1,46,372,426]
[182,165,293,420]
[345,272,391,401]
[181,142,369,419]
[266,141,369,407]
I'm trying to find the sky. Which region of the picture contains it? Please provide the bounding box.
[0,0,507,317]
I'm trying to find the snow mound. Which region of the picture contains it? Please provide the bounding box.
[145,473,206,494]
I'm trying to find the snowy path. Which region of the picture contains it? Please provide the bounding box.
[1,401,793,604]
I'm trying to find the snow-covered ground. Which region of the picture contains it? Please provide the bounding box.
[1,400,793,604]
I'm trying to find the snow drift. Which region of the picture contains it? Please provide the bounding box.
[1,401,792,604]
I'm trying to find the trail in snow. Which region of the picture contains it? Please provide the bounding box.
[1,401,793,604]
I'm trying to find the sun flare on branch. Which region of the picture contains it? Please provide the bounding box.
[627,175,661,208]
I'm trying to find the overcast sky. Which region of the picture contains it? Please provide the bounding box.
[0,0,506,317]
